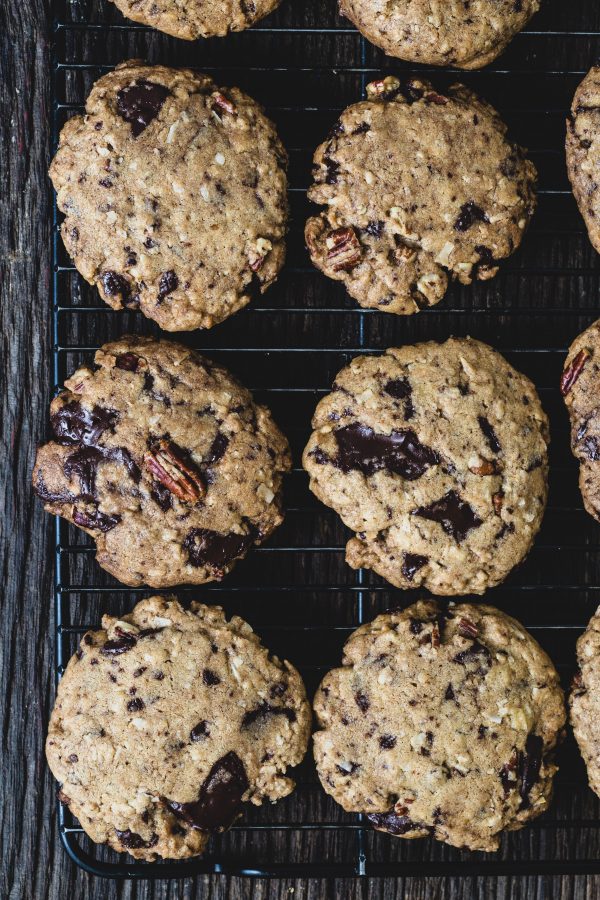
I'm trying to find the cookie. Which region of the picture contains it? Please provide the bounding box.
[339,0,539,70]
[50,61,288,332]
[33,336,291,587]
[305,77,536,315]
[566,68,600,255]
[303,338,549,595]
[111,0,281,40]
[46,596,311,860]
[313,600,566,853]
[571,606,600,799]
[561,319,600,523]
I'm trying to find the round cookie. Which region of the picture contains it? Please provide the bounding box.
[110,0,281,40]
[313,600,566,853]
[339,0,539,70]
[50,61,288,332]
[571,606,600,799]
[566,68,600,255]
[305,77,537,316]
[303,338,549,595]
[32,336,291,587]
[46,596,311,860]
[561,319,600,523]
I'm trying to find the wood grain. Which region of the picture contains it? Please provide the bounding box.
[2,0,600,896]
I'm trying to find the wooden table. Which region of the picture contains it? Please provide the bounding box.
[2,0,600,896]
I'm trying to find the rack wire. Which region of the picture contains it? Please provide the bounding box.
[51,0,600,878]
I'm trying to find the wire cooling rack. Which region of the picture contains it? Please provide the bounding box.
[50,0,600,878]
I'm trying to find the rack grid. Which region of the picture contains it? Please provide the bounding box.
[51,0,600,877]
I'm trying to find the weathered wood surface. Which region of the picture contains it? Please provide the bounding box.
[2,0,600,896]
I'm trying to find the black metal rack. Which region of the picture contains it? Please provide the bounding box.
[51,0,600,878]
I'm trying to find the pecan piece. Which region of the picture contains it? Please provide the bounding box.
[211,92,237,116]
[144,440,205,503]
[469,459,499,476]
[458,617,478,639]
[492,491,504,515]
[326,227,362,271]
[561,348,590,396]
[366,76,401,98]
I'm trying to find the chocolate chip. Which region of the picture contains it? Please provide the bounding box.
[478,416,501,454]
[352,122,370,135]
[205,432,229,466]
[354,691,370,713]
[454,201,489,232]
[115,828,158,850]
[163,751,249,832]
[413,490,482,542]
[127,697,145,712]
[115,352,141,372]
[379,735,396,749]
[384,377,414,419]
[183,528,255,573]
[101,632,137,655]
[365,220,384,238]
[143,236,157,249]
[202,669,221,686]
[323,155,340,185]
[444,683,455,701]
[409,618,423,635]
[241,701,296,728]
[158,270,178,301]
[402,553,428,581]
[333,423,438,480]
[100,270,130,299]
[116,80,171,137]
[452,640,492,668]
[190,720,210,742]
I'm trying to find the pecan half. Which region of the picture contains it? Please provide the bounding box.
[326,226,362,271]
[561,348,590,396]
[211,92,237,116]
[144,440,205,503]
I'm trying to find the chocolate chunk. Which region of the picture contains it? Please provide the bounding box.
[444,683,456,701]
[333,423,438,480]
[190,721,210,742]
[241,701,296,729]
[354,691,370,713]
[115,352,142,372]
[518,734,543,808]
[384,377,414,419]
[478,416,501,454]
[270,681,288,698]
[65,444,140,500]
[150,481,172,511]
[202,668,221,686]
[116,80,171,137]
[127,697,145,712]
[367,812,422,835]
[115,828,158,850]
[379,735,396,749]
[183,527,255,573]
[454,201,489,232]
[100,270,131,301]
[33,472,73,504]
[452,640,492,668]
[413,490,482,542]
[164,751,249,832]
[365,220,384,238]
[101,632,137,655]
[73,506,120,532]
[409,618,424,635]
[402,553,428,581]
[158,270,178,301]
[500,748,518,794]
[51,402,118,447]
[336,761,360,775]
[205,432,229,466]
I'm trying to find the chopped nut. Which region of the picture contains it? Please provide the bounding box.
[366,76,401,98]
[144,440,205,503]
[394,243,417,263]
[492,491,504,515]
[425,91,448,105]
[325,226,362,271]
[211,92,237,116]
[458,617,479,639]
[469,459,499,476]
[561,348,590,396]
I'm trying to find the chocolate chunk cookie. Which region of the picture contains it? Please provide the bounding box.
[566,68,600,255]
[339,0,539,69]
[314,600,565,852]
[305,77,536,315]
[303,338,549,595]
[47,596,311,860]
[33,336,291,587]
[111,0,281,40]
[50,61,287,331]
[561,319,600,523]
[571,606,600,799]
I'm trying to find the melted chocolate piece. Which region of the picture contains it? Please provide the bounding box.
[202,668,221,686]
[51,402,118,446]
[354,691,370,713]
[478,416,501,454]
[333,423,438,480]
[412,490,482,542]
[183,528,255,572]
[452,640,492,667]
[402,553,428,581]
[72,506,120,532]
[115,828,158,850]
[64,445,140,500]
[101,632,137,655]
[115,352,141,372]
[101,271,130,300]
[241,701,296,729]
[454,201,489,232]
[164,751,249,832]
[205,432,229,466]
[34,472,73,504]
[116,80,171,137]
[150,481,172,511]
[367,812,421,835]
[190,721,210,742]
[519,734,543,808]
[158,270,178,301]
[384,377,414,419]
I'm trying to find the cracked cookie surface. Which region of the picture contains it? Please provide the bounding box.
[339,0,539,69]
[571,605,600,799]
[33,336,291,587]
[305,77,536,316]
[561,318,600,524]
[303,338,549,595]
[110,0,281,40]
[567,67,600,256]
[50,61,288,332]
[313,600,565,852]
[46,596,311,860]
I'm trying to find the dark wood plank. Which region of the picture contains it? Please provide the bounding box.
[2,0,600,896]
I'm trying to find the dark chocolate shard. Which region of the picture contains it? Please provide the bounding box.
[454,201,489,232]
[205,432,229,466]
[478,416,501,454]
[51,401,118,447]
[115,828,158,850]
[333,423,438,480]
[402,553,428,581]
[72,506,120,532]
[412,490,482,542]
[190,721,210,742]
[101,271,130,300]
[116,80,171,137]
[164,751,249,832]
[367,812,422,835]
[518,734,544,808]
[183,527,255,573]
[241,701,296,729]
